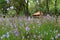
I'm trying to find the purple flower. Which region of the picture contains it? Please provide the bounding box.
[26,27,30,31]
[46,14,51,20]
[1,18,4,21]
[27,17,30,21]
[14,29,19,36]
[10,23,13,28]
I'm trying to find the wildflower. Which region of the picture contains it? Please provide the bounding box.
[14,29,19,36]
[1,36,3,39]
[44,31,48,35]
[34,34,36,38]
[33,26,35,29]
[1,34,6,39]
[10,6,14,9]
[10,23,12,26]
[1,18,4,21]
[27,36,29,38]
[2,27,4,30]
[9,30,12,33]
[36,21,40,24]
[50,30,52,32]
[55,35,58,39]
[55,30,58,33]
[46,14,51,20]
[26,32,29,35]
[22,36,24,39]
[26,27,30,31]
[38,35,41,39]
[7,8,10,10]
[14,23,17,28]
[46,32,48,35]
[58,33,60,37]
[6,18,9,22]
[27,16,30,21]
[6,32,10,38]
[51,37,54,40]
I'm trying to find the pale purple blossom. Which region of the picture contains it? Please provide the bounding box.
[14,29,19,36]
[46,14,51,20]
[6,18,9,22]
[26,26,30,31]
[10,23,13,28]
[1,18,4,21]
[27,16,30,21]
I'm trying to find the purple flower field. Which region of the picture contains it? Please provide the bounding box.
[0,16,60,40]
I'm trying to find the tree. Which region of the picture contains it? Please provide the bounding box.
[46,0,49,15]
[24,0,30,18]
[8,0,30,17]
[0,0,8,15]
[55,0,58,23]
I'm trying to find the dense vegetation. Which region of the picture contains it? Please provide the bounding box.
[0,0,60,16]
[0,0,60,40]
[0,17,60,40]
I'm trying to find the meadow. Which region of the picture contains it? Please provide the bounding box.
[0,16,60,40]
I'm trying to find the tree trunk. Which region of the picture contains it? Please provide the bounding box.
[55,0,58,23]
[16,7,20,16]
[24,0,30,18]
[46,0,49,14]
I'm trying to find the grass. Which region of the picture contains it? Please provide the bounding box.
[0,17,60,40]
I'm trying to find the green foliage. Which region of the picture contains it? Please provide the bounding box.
[8,9,16,16]
[0,0,6,8]
[0,0,60,16]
